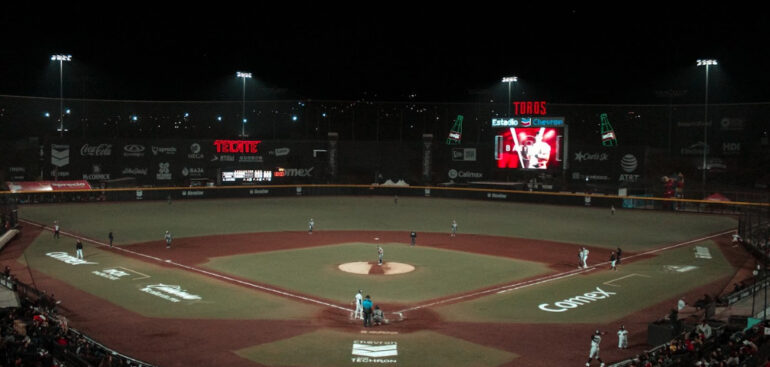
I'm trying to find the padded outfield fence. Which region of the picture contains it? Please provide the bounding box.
[1,183,769,215]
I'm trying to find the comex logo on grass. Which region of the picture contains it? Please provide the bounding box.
[538,286,616,313]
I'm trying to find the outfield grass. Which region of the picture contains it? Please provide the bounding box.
[235,329,517,367]
[437,240,734,323]
[204,242,551,303]
[19,197,737,251]
[20,232,318,320]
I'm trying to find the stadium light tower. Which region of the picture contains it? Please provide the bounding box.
[51,54,72,137]
[502,76,518,117]
[697,59,717,190]
[236,71,252,137]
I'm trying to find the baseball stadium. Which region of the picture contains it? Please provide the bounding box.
[3,11,770,367]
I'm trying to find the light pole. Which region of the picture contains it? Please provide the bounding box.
[502,76,518,116]
[697,59,717,191]
[51,54,72,137]
[236,71,252,137]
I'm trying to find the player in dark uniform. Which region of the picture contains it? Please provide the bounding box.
[108,231,114,247]
[75,240,84,259]
[410,231,417,246]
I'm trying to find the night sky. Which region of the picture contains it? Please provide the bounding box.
[2,6,769,104]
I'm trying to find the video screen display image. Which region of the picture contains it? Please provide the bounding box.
[494,126,563,170]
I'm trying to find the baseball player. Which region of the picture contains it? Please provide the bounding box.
[611,205,616,215]
[108,231,114,247]
[377,246,384,265]
[451,220,457,237]
[410,231,417,246]
[53,221,60,239]
[586,330,606,367]
[582,248,590,268]
[75,240,84,259]
[610,251,617,271]
[164,231,172,249]
[354,290,363,320]
[617,325,628,349]
[308,218,314,234]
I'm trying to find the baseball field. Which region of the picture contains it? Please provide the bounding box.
[2,195,747,367]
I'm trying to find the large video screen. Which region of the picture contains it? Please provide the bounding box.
[494,127,563,169]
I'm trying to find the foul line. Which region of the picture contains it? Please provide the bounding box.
[20,220,351,312]
[396,229,735,313]
[603,273,651,287]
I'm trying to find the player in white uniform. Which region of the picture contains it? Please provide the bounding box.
[308,218,314,234]
[354,290,363,320]
[164,231,172,249]
[377,246,384,265]
[617,325,628,349]
[526,128,551,169]
[451,220,457,237]
[582,248,590,268]
[586,330,606,366]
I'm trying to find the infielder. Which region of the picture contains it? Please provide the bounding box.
[354,290,363,320]
[610,251,617,271]
[582,248,590,268]
[164,231,172,249]
[377,246,384,265]
[54,221,60,239]
[451,220,457,237]
[617,325,628,349]
[75,240,84,260]
[586,330,606,367]
[308,218,314,234]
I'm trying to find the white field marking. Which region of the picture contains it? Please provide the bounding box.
[603,273,652,287]
[117,266,151,280]
[396,228,736,313]
[21,220,351,312]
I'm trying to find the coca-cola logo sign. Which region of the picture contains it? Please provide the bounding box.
[81,144,113,157]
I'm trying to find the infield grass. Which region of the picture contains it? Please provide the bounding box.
[203,242,551,303]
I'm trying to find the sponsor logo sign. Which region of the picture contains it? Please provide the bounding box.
[448,169,483,179]
[123,144,146,157]
[210,154,235,162]
[487,193,507,199]
[181,167,204,177]
[213,139,262,154]
[351,340,397,363]
[92,268,131,280]
[491,117,565,127]
[51,144,70,167]
[619,154,640,183]
[574,151,609,162]
[276,167,314,177]
[181,190,204,197]
[238,156,263,163]
[156,162,172,180]
[122,168,148,176]
[249,189,269,195]
[140,284,202,303]
[83,164,111,180]
[538,287,616,313]
[720,118,744,131]
[722,142,741,155]
[452,148,477,161]
[151,146,177,156]
[136,190,143,200]
[46,252,97,265]
[270,147,291,157]
[188,143,204,159]
[80,144,112,157]
[9,166,25,180]
[681,142,709,156]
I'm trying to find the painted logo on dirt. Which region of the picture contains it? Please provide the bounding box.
[538,286,616,313]
[352,340,397,363]
[46,252,97,265]
[140,284,202,303]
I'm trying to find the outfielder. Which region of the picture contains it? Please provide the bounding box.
[451,220,457,237]
[617,325,628,349]
[308,218,314,234]
[75,240,84,260]
[54,221,60,239]
[586,330,606,367]
[354,290,363,320]
[165,231,172,249]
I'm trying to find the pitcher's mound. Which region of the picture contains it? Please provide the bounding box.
[338,262,415,275]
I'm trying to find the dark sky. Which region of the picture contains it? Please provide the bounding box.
[2,5,769,104]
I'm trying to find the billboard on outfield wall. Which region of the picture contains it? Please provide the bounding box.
[42,139,328,185]
[568,146,647,185]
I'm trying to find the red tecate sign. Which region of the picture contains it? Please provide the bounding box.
[213,140,262,154]
[513,101,547,115]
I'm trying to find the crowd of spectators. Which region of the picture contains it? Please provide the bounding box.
[0,273,149,367]
[625,319,770,366]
